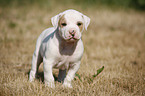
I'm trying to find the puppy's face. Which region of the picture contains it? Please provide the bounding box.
[58,13,84,41]
[51,10,90,42]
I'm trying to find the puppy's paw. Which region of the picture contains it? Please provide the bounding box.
[29,71,35,82]
[63,80,73,88]
[29,77,34,82]
[45,81,55,88]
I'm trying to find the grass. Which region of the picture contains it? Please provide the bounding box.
[0,2,145,96]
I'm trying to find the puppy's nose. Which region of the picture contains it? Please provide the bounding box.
[69,29,76,36]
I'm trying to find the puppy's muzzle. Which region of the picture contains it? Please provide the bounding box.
[69,29,76,37]
[68,29,78,41]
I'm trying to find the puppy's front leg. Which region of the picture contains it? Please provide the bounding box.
[63,61,80,88]
[43,58,55,88]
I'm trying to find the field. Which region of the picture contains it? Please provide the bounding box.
[0,2,145,96]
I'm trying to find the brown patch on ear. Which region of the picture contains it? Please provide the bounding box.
[58,15,67,28]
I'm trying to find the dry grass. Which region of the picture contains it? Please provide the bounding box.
[0,4,145,96]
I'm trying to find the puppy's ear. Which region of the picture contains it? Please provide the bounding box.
[83,15,90,30]
[51,13,62,29]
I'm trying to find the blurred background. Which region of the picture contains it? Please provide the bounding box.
[0,0,145,10]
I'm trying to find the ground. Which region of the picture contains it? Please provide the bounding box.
[0,4,145,96]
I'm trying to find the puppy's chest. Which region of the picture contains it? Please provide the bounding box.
[54,56,75,70]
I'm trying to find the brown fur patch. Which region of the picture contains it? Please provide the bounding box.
[58,15,67,28]
[77,22,83,32]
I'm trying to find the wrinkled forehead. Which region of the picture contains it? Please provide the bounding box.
[63,12,84,23]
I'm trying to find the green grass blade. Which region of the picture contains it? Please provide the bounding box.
[75,73,82,82]
[93,66,104,77]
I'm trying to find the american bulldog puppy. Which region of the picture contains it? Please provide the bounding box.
[29,9,90,88]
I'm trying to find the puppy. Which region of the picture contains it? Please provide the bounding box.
[29,9,90,88]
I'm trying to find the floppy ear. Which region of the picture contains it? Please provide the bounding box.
[83,15,90,30]
[51,14,61,29]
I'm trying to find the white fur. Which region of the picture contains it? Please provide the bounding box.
[29,9,90,88]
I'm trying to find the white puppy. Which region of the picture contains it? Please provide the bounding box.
[29,9,90,88]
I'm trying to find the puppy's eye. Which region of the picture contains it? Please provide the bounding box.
[77,22,82,26]
[61,23,67,26]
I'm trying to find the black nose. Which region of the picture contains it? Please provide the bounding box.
[69,29,76,37]
[72,33,74,37]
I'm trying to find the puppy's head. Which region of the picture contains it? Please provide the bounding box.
[51,9,90,42]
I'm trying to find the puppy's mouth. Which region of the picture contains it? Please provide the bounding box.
[68,37,77,41]
[62,32,80,42]
[67,34,80,41]
[63,36,79,42]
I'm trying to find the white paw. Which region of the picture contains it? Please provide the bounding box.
[45,81,55,88]
[29,77,34,82]
[29,71,35,82]
[63,81,73,88]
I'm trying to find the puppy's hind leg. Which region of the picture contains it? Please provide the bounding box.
[58,69,66,83]
[29,35,43,82]
[29,52,42,82]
